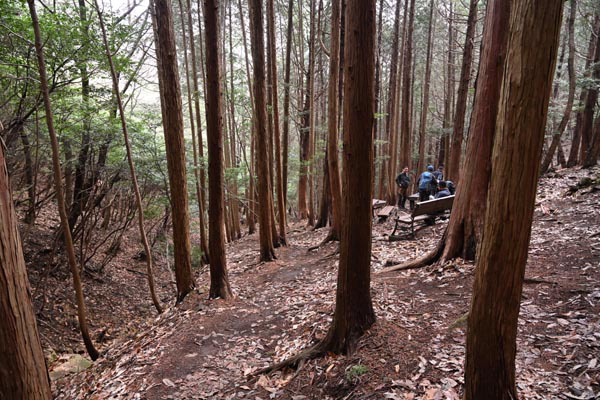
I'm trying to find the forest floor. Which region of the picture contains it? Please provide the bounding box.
[22,166,600,400]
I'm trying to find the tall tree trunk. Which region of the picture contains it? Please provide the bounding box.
[314,150,331,229]
[324,0,342,241]
[440,2,455,168]
[416,0,436,192]
[96,1,162,313]
[438,0,511,262]
[447,0,478,182]
[0,142,51,400]
[249,0,276,262]
[318,0,376,353]
[237,0,257,234]
[177,0,209,262]
[383,0,402,204]
[227,3,242,240]
[297,0,308,219]
[265,72,280,247]
[27,0,99,360]
[19,127,36,224]
[196,4,210,205]
[541,0,577,173]
[221,2,234,246]
[306,0,316,226]
[557,142,567,167]
[373,0,384,196]
[580,15,600,165]
[185,0,210,262]
[584,116,600,167]
[282,0,294,212]
[267,0,288,245]
[399,0,416,172]
[298,68,311,219]
[151,0,195,302]
[465,1,563,398]
[203,0,234,299]
[567,13,599,167]
[582,27,600,167]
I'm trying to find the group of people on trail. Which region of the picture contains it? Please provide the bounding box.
[394,165,455,208]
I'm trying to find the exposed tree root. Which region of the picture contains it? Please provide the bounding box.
[252,342,325,376]
[308,230,340,252]
[322,246,340,259]
[254,320,375,377]
[524,278,557,285]
[378,231,447,274]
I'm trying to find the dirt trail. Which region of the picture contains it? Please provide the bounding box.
[53,167,600,400]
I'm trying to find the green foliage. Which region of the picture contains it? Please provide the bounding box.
[190,246,205,269]
[346,364,369,383]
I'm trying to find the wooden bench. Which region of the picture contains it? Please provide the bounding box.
[407,193,419,210]
[372,199,387,217]
[377,205,395,222]
[390,195,454,239]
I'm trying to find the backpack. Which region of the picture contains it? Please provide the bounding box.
[419,172,434,190]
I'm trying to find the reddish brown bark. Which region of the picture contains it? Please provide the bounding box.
[388,0,408,204]
[0,139,51,400]
[567,13,599,167]
[582,26,600,167]
[306,0,317,226]
[416,0,435,190]
[203,0,233,299]
[541,0,577,173]
[151,0,195,301]
[373,0,384,196]
[381,0,402,204]
[319,0,376,354]
[584,116,600,167]
[325,0,342,241]
[399,0,416,172]
[465,1,563,398]
[580,15,600,165]
[440,2,454,168]
[441,0,511,262]
[267,0,287,245]
[186,0,210,261]
[447,0,478,182]
[282,0,294,208]
[249,0,276,261]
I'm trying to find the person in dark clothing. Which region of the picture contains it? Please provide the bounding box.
[430,165,443,195]
[446,180,456,195]
[423,181,452,225]
[395,166,410,208]
[417,165,437,202]
[433,165,444,181]
[435,181,451,199]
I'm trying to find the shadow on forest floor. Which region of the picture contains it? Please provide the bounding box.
[36,166,600,399]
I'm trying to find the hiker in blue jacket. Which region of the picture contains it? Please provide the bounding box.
[417,165,437,202]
